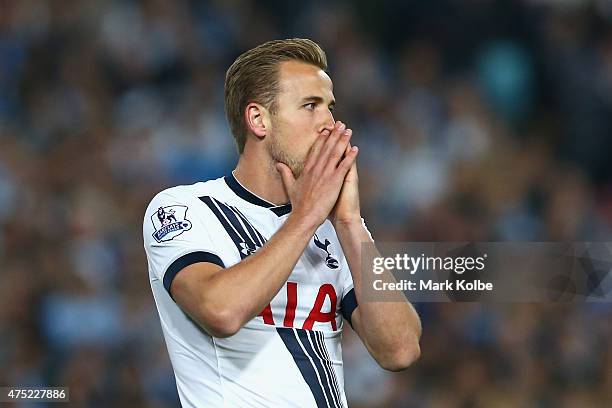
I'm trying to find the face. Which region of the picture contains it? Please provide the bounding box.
[266,60,336,177]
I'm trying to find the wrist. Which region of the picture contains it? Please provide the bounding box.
[285,211,322,235]
[331,214,362,230]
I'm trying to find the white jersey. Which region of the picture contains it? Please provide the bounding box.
[143,173,361,408]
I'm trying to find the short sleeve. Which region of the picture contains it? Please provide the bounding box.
[339,258,357,328]
[143,189,225,295]
[339,217,373,327]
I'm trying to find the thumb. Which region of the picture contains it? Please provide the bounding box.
[276,162,295,192]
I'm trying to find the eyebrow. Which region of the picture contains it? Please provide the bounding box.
[300,96,336,107]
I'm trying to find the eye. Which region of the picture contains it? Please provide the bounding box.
[304,102,316,110]
[328,105,335,113]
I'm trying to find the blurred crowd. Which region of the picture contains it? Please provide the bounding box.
[1,0,612,406]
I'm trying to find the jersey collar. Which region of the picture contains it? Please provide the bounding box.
[224,172,292,217]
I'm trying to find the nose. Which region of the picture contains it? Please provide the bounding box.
[319,110,335,134]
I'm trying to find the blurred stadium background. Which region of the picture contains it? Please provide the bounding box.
[1,0,612,406]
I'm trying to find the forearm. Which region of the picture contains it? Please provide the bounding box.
[178,122,359,337]
[204,213,318,326]
[335,220,421,368]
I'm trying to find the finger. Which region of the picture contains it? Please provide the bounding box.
[325,128,353,172]
[344,141,359,174]
[303,131,329,172]
[276,162,295,193]
[336,145,358,176]
[337,141,352,162]
[314,121,346,170]
[343,142,352,158]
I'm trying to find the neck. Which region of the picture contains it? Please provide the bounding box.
[233,154,289,206]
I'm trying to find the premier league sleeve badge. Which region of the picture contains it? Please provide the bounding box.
[151,205,193,243]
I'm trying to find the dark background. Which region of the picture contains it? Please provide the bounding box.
[1,0,611,406]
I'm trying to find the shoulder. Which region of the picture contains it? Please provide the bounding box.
[143,177,232,232]
[142,177,234,247]
[145,177,227,212]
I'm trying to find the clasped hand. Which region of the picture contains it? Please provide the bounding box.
[276,121,361,229]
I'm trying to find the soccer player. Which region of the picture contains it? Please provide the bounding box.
[143,38,421,407]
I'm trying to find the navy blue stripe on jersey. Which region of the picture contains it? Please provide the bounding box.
[297,329,340,408]
[277,328,329,408]
[340,288,358,328]
[200,196,245,257]
[200,196,263,260]
[215,199,259,252]
[230,205,266,247]
[308,330,343,408]
[164,251,225,295]
[226,205,264,247]
[313,331,343,407]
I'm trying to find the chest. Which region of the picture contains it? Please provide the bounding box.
[198,199,348,331]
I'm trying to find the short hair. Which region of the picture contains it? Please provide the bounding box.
[224,38,328,154]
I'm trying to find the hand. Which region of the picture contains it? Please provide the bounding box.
[329,141,361,227]
[276,121,359,229]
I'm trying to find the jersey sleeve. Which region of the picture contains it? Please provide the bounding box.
[339,218,373,327]
[339,262,357,328]
[143,189,225,296]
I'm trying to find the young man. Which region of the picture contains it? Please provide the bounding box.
[143,38,421,408]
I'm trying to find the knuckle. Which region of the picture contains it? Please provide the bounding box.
[329,154,342,164]
[330,149,344,160]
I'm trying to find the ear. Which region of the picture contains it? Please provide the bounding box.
[245,102,269,140]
